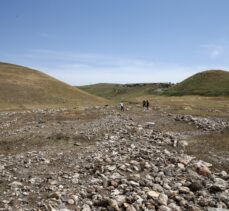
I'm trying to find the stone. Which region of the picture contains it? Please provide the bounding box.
[147,191,160,198]
[110,173,122,179]
[67,199,75,205]
[129,181,140,186]
[107,165,116,171]
[158,193,168,205]
[114,195,126,206]
[82,204,91,211]
[220,171,228,177]
[153,184,164,192]
[110,180,119,187]
[111,189,121,196]
[178,186,190,194]
[196,165,211,177]
[158,205,172,211]
[168,203,182,211]
[48,192,61,199]
[108,199,120,211]
[177,163,185,169]
[72,177,79,184]
[196,160,212,168]
[9,181,23,188]
[145,122,155,128]
[189,181,203,192]
[0,165,5,171]
[71,195,79,204]
[126,205,137,211]
[178,155,195,165]
[129,173,141,181]
[210,178,228,192]
[135,195,144,205]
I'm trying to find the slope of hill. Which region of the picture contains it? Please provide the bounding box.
[165,70,229,96]
[0,62,106,110]
[78,83,172,101]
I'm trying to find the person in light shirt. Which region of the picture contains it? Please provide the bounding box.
[119,102,124,111]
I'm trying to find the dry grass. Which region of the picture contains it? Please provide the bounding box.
[78,82,229,118]
[0,62,108,111]
[137,95,229,118]
[186,128,229,171]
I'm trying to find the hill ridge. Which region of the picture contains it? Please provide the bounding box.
[165,69,229,96]
[0,62,106,110]
[78,83,172,101]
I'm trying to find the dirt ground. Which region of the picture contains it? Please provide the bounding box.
[0,104,229,210]
[0,104,228,171]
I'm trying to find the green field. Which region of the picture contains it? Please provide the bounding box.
[165,70,229,96]
[79,70,229,101]
[78,83,171,102]
[78,80,229,118]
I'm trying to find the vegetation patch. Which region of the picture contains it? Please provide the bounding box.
[78,83,172,101]
[164,70,229,96]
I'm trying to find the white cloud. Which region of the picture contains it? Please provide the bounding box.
[1,49,226,85]
[201,44,225,58]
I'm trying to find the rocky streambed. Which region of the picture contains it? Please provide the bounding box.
[0,108,228,211]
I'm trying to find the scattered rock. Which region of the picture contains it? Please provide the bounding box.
[189,181,203,192]
[158,193,168,205]
[147,190,160,198]
[0,108,228,210]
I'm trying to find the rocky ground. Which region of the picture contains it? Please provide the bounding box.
[173,114,229,132]
[0,106,228,211]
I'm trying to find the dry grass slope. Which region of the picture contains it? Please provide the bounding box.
[0,62,106,110]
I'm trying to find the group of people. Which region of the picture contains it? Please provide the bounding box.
[142,99,150,110]
[119,100,150,111]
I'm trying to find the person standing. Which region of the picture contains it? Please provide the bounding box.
[146,100,149,110]
[120,102,124,111]
[142,100,146,108]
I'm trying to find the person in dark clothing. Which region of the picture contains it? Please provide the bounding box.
[146,100,149,110]
[142,100,146,108]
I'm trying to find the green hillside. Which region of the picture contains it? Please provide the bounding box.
[78,83,172,101]
[165,70,229,96]
[0,62,106,110]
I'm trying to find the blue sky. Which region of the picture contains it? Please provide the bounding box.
[1,0,229,85]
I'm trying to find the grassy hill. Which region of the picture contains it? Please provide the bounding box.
[165,70,229,96]
[78,83,172,102]
[0,62,106,110]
